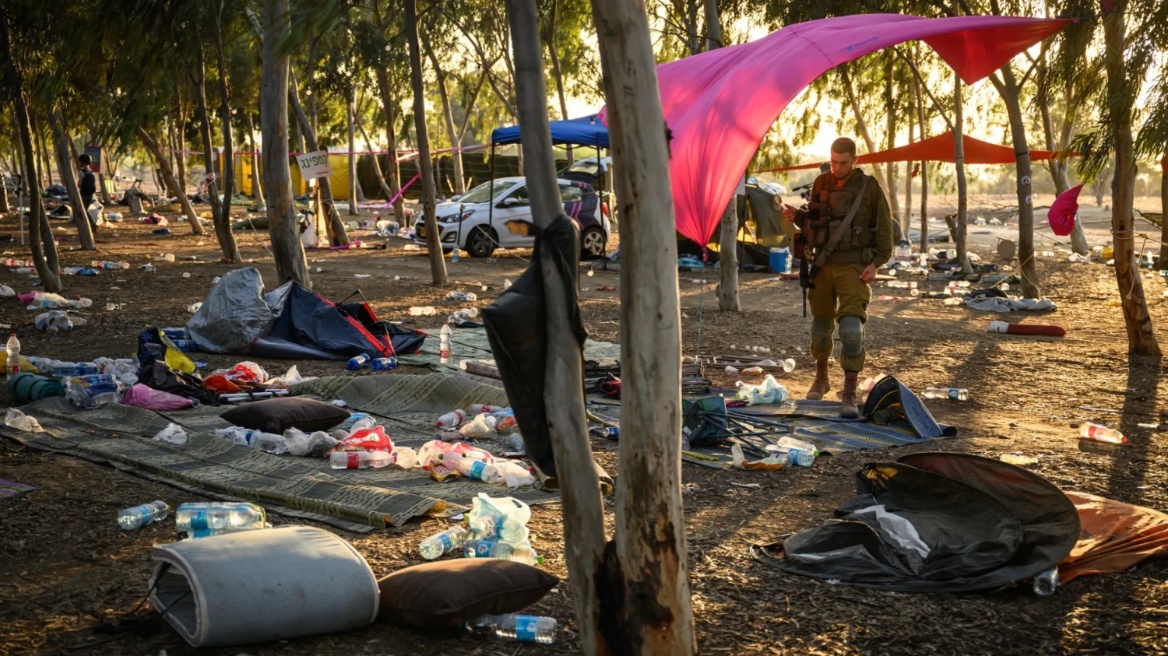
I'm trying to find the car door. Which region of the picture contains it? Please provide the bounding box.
[494,183,534,247]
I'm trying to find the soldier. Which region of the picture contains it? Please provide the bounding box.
[782,137,892,417]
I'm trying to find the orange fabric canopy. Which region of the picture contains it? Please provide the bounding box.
[768,130,1068,172]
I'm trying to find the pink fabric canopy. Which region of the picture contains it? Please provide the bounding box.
[601,14,1068,246]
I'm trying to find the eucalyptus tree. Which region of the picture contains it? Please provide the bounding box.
[1066,0,1166,355]
[405,0,447,285]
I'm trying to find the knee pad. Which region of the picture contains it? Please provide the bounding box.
[839,315,864,356]
[811,318,834,343]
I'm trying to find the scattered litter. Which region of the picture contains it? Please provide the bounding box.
[1000,454,1038,466]
[354,274,371,278]
[730,482,763,489]
[4,408,44,433]
[182,272,191,278]
[0,477,37,499]
[1080,422,1127,444]
[153,423,188,445]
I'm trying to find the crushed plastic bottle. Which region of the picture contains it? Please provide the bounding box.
[463,539,538,565]
[215,426,288,454]
[330,450,392,469]
[4,408,44,433]
[419,526,469,560]
[459,413,498,438]
[921,387,970,401]
[437,409,466,429]
[118,500,170,530]
[175,502,267,539]
[1079,422,1127,444]
[466,614,557,644]
[6,333,20,376]
[283,428,338,457]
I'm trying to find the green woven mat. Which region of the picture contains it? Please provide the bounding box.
[1,374,558,532]
[398,325,622,371]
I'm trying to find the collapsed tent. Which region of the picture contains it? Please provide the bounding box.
[767,131,1065,172]
[757,452,1080,592]
[187,268,425,360]
[599,14,1068,246]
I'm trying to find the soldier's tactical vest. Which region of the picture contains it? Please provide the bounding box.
[806,170,875,264]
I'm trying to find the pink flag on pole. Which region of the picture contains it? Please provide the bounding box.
[1048,184,1083,236]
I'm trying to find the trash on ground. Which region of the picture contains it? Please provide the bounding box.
[4,408,44,433]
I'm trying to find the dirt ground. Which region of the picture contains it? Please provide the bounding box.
[1,194,1167,656]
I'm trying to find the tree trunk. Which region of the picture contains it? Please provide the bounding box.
[288,69,350,245]
[841,69,891,194]
[904,95,913,236]
[211,20,241,259]
[97,166,112,205]
[915,76,928,253]
[503,1,609,652]
[884,54,900,225]
[1103,4,1159,355]
[2,20,61,291]
[347,81,360,215]
[138,126,204,235]
[248,114,266,208]
[172,127,187,195]
[1038,70,1088,255]
[261,0,310,286]
[545,0,574,165]
[34,118,50,189]
[405,0,446,285]
[717,197,741,311]
[589,0,696,652]
[953,74,970,274]
[48,112,96,251]
[193,36,238,261]
[1160,153,1167,269]
[423,36,468,196]
[997,67,1038,298]
[375,67,406,220]
[0,170,8,212]
[356,116,394,199]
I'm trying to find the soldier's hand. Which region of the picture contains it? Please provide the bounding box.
[859,264,877,283]
[782,204,798,222]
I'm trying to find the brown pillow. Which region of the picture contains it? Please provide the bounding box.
[377,559,559,628]
[220,397,350,434]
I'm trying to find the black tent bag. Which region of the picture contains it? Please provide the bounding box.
[481,215,587,479]
[760,453,1080,592]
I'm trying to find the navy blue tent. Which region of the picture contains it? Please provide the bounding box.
[490,115,609,148]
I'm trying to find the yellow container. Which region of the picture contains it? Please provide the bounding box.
[1101,246,1114,259]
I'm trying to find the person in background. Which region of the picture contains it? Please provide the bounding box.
[78,154,98,232]
[782,137,893,417]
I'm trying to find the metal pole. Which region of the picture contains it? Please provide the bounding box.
[488,143,496,232]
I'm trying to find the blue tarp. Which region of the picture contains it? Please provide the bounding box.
[490,115,609,148]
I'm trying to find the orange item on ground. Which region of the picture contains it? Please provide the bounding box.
[1058,491,1168,584]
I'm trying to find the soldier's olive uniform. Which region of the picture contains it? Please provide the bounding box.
[794,167,893,372]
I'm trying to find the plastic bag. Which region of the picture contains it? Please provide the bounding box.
[153,423,188,445]
[284,428,338,457]
[495,460,536,488]
[731,443,787,470]
[459,414,498,438]
[734,374,789,406]
[394,446,419,469]
[4,408,44,433]
[121,383,195,411]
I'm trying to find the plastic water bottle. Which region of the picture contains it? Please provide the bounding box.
[329,450,392,469]
[502,433,526,453]
[463,539,538,565]
[894,239,912,260]
[65,374,122,408]
[444,453,503,483]
[437,409,465,429]
[467,614,557,644]
[1079,422,1127,444]
[440,324,452,364]
[5,333,20,376]
[214,427,288,454]
[371,357,398,371]
[175,502,266,538]
[601,427,620,438]
[118,500,170,530]
[347,353,372,371]
[419,526,469,560]
[51,362,101,377]
[781,358,796,373]
[921,387,969,401]
[1033,568,1059,597]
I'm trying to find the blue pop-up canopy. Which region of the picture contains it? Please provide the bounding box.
[490,115,609,148]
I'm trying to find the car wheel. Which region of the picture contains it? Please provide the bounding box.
[466,226,497,258]
[580,226,606,260]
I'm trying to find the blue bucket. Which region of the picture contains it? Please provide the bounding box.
[769,248,791,274]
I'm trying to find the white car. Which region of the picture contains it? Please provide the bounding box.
[412,177,611,259]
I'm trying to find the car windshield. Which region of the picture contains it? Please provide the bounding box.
[459,180,518,204]
[566,160,602,176]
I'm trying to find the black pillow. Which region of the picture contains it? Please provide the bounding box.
[376,559,559,628]
[220,397,350,433]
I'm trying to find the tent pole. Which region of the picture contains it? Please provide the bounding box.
[488,142,496,234]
